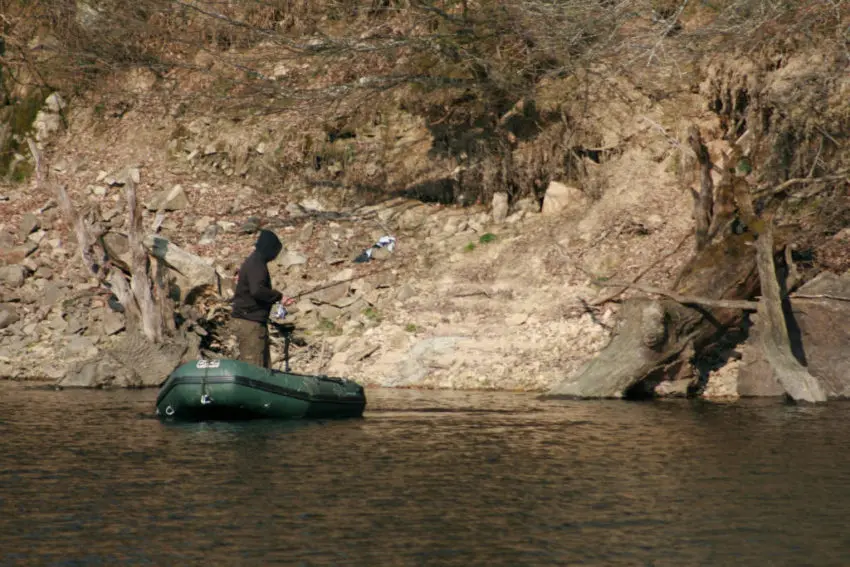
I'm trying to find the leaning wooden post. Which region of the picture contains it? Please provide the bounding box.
[754,224,826,403]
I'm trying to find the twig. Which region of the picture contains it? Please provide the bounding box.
[790,293,850,303]
[594,280,759,310]
[453,290,491,298]
[295,265,395,299]
[754,171,849,197]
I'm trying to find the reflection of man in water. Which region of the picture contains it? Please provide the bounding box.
[230,230,294,368]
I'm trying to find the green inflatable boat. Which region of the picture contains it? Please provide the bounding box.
[156,358,366,421]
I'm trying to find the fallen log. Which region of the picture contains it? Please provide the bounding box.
[548,231,760,399]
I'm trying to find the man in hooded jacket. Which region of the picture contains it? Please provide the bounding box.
[231,229,294,368]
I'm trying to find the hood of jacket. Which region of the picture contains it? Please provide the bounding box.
[254,229,282,262]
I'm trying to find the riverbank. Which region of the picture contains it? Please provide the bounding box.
[1,2,848,398]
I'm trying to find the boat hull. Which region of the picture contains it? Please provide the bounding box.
[156,359,366,421]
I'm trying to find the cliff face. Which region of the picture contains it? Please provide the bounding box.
[0,2,848,395]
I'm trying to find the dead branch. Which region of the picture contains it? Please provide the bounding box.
[594,279,759,311]
[753,171,849,198]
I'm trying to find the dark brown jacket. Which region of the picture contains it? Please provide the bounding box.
[231,230,283,323]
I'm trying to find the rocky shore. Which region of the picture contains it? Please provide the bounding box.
[2,6,848,399]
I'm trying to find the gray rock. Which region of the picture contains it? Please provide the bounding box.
[239,216,261,234]
[19,213,40,240]
[58,354,136,388]
[396,283,416,301]
[198,223,220,245]
[0,265,28,288]
[33,111,62,142]
[506,211,526,224]
[144,235,219,300]
[491,192,509,223]
[278,251,308,270]
[1,242,38,266]
[311,282,349,305]
[102,310,125,335]
[286,203,307,219]
[66,316,87,335]
[45,92,66,113]
[514,197,540,214]
[542,181,589,217]
[299,198,324,212]
[105,167,140,187]
[63,336,98,358]
[318,304,342,322]
[35,265,53,280]
[299,222,314,241]
[46,313,68,333]
[654,379,692,397]
[0,305,19,330]
[102,206,123,222]
[27,230,47,245]
[101,232,131,271]
[144,185,189,211]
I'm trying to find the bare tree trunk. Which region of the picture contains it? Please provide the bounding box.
[754,225,826,403]
[687,125,714,251]
[27,139,101,276]
[125,177,163,342]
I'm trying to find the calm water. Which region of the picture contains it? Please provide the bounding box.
[1,384,850,566]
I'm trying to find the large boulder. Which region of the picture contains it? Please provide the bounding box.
[101,231,131,271]
[58,333,197,388]
[144,235,219,300]
[491,192,509,223]
[0,304,19,329]
[0,243,37,267]
[541,181,589,217]
[144,185,189,211]
[738,272,850,398]
[19,213,41,240]
[0,265,28,288]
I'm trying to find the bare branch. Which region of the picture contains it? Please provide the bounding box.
[593,280,759,311]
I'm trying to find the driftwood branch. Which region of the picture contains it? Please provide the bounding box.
[754,225,826,403]
[594,280,759,311]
